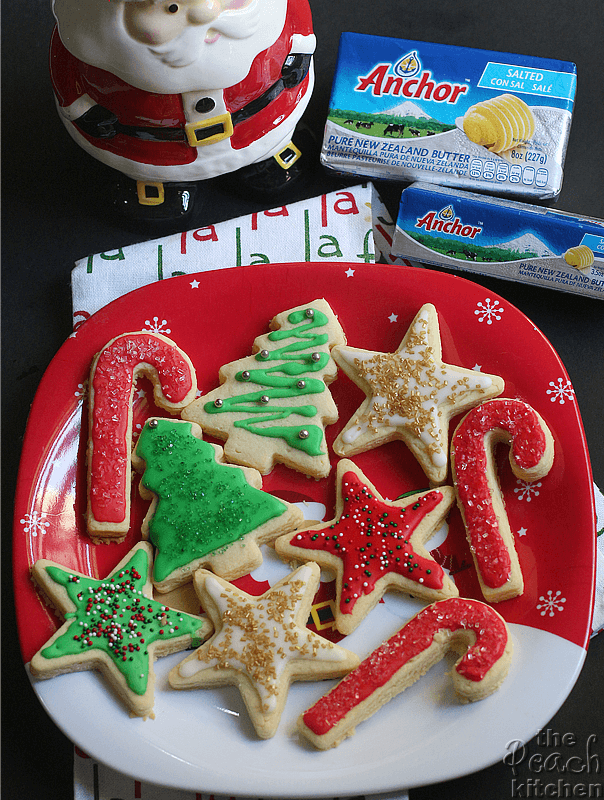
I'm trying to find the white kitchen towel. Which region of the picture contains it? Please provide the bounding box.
[71,183,387,327]
[73,747,409,800]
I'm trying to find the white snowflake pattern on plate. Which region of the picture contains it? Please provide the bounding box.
[536,590,566,617]
[474,298,505,324]
[74,381,88,401]
[514,479,543,501]
[142,317,172,335]
[546,377,575,404]
[20,511,50,537]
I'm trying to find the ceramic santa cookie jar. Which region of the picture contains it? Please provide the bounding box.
[50,0,315,218]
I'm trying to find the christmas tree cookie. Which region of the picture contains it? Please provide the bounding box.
[332,304,504,484]
[181,299,346,478]
[132,418,304,592]
[275,459,458,635]
[29,542,212,718]
[169,563,360,739]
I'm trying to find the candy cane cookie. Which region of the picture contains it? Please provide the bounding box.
[299,597,513,750]
[87,332,197,543]
[451,398,554,602]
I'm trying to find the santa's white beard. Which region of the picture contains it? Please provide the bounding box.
[52,0,287,94]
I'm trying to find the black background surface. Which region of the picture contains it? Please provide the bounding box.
[2,1,603,798]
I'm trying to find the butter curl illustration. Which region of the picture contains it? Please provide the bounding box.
[564,245,594,271]
[463,94,535,153]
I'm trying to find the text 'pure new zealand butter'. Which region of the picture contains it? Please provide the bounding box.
[321,34,576,200]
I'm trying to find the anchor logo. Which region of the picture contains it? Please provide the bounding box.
[393,50,421,78]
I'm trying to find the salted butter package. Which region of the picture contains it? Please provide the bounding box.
[322,33,576,200]
[391,183,604,299]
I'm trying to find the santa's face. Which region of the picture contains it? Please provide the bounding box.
[123,0,259,68]
[53,0,286,93]
[124,0,252,45]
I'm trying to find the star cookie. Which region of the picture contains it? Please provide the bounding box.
[29,542,213,717]
[332,303,504,484]
[132,418,304,593]
[169,563,360,739]
[275,460,458,635]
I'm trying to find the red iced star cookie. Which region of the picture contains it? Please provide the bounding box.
[275,459,458,635]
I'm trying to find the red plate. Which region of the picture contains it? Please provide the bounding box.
[12,263,596,793]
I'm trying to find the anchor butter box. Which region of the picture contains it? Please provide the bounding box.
[391,183,604,299]
[321,33,576,200]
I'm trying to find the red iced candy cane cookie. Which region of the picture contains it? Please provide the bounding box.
[299,597,513,750]
[87,332,197,542]
[451,398,554,602]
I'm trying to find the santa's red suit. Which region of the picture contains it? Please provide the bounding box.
[50,0,314,184]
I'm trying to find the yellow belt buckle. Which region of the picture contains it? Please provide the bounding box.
[274,141,302,169]
[185,113,233,147]
[137,181,164,206]
[309,600,336,631]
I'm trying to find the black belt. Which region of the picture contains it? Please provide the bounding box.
[78,54,311,146]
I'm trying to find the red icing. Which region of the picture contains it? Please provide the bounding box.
[89,333,194,524]
[290,471,446,614]
[452,399,547,588]
[302,597,508,736]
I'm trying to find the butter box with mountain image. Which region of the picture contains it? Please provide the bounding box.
[391,183,604,299]
[321,33,576,200]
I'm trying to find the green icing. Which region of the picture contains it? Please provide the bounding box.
[40,547,205,695]
[233,419,325,454]
[204,307,332,456]
[136,419,288,582]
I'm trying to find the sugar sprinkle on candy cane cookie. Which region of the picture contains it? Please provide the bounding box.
[132,417,304,593]
[181,299,346,479]
[87,331,197,544]
[332,304,504,485]
[275,459,458,635]
[169,563,360,739]
[299,597,513,750]
[29,542,212,718]
[451,398,555,603]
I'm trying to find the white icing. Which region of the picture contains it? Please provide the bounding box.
[342,424,363,444]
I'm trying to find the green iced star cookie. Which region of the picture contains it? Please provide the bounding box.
[30,542,212,717]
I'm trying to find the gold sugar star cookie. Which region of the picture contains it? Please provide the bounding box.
[332,303,504,483]
[169,563,360,738]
